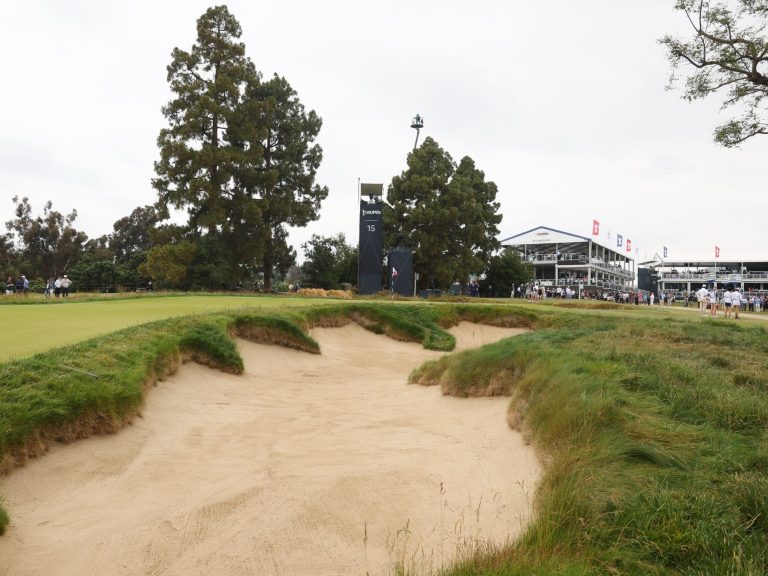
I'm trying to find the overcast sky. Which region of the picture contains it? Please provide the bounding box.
[2,0,765,264]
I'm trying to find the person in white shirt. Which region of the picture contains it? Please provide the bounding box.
[696,284,710,316]
[723,287,733,319]
[649,292,655,306]
[732,287,742,319]
[708,287,718,317]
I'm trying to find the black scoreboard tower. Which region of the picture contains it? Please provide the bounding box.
[358,184,384,295]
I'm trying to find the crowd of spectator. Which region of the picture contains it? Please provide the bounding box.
[4,275,72,297]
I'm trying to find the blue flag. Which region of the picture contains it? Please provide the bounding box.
[617,234,623,247]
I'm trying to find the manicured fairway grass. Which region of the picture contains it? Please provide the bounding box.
[0,294,328,361]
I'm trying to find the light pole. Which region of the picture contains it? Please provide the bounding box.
[410,114,424,150]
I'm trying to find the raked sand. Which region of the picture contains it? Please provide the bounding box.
[0,322,540,576]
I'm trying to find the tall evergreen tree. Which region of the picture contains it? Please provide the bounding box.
[153,5,259,283]
[385,138,455,289]
[230,74,328,290]
[154,7,327,290]
[448,157,502,289]
[384,138,502,290]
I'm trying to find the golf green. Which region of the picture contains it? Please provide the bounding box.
[0,295,326,361]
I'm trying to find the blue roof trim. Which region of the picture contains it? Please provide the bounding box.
[499,225,590,244]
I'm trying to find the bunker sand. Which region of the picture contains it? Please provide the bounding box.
[0,323,540,576]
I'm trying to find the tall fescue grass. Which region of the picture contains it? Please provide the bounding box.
[413,313,768,574]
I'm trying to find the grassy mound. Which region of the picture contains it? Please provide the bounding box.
[412,313,768,574]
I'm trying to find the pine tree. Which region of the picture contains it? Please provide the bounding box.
[230,74,328,290]
[153,5,260,283]
[153,8,327,290]
[384,138,502,290]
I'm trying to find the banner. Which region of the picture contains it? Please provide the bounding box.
[715,245,720,258]
[663,246,668,258]
[617,234,623,247]
[626,239,632,252]
[592,219,599,236]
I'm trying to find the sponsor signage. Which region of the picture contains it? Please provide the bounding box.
[358,199,383,295]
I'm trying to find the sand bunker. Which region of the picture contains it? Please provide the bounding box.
[0,322,540,576]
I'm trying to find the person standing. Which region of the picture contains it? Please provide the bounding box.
[696,284,710,316]
[45,278,54,298]
[61,275,71,297]
[723,286,733,319]
[732,287,742,319]
[5,276,13,295]
[54,276,62,297]
[709,286,719,317]
[649,292,655,306]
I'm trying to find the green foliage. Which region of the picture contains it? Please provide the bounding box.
[139,240,196,288]
[4,196,88,278]
[481,249,534,297]
[300,233,357,289]
[188,233,234,290]
[384,137,502,290]
[69,252,125,292]
[153,6,253,230]
[153,5,262,287]
[0,504,7,535]
[153,7,326,290]
[661,0,768,146]
[109,205,164,266]
[230,73,327,290]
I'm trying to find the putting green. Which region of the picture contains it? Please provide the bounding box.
[0,295,327,361]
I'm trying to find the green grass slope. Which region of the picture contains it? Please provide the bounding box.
[413,313,768,575]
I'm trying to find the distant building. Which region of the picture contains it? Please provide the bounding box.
[500,225,635,292]
[639,252,768,296]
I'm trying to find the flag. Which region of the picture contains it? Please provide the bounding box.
[592,219,599,236]
[715,246,720,258]
[392,267,398,279]
[626,239,632,252]
[617,234,623,247]
[663,246,668,258]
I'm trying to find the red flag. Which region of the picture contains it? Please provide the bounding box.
[715,246,720,258]
[592,219,599,236]
[626,239,632,252]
